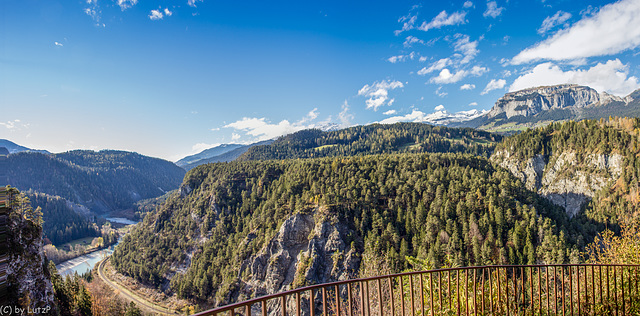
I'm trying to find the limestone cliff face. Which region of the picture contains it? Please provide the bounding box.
[3,207,56,309]
[486,85,616,119]
[234,212,359,313]
[492,150,623,216]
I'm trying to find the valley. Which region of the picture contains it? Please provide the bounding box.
[3,84,640,314]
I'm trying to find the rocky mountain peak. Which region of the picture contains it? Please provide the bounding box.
[486,84,603,119]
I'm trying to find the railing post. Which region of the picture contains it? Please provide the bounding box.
[529,267,535,315]
[448,271,452,314]
[282,295,287,316]
[473,269,478,316]
[429,273,434,316]
[310,289,315,316]
[389,277,395,316]
[614,266,619,316]
[335,285,340,316]
[347,283,353,316]
[410,274,415,316]
[263,300,268,316]
[419,273,425,316]
[577,266,581,316]
[323,287,327,316]
[439,272,443,315]
[561,265,565,316]
[481,268,485,314]
[545,266,550,316]
[456,270,460,316]
[569,265,573,316]
[359,282,365,316]
[537,266,541,316]
[400,276,406,316]
[466,269,470,316]
[247,304,251,316]
[377,278,383,316]
[489,268,494,315]
[297,292,301,316]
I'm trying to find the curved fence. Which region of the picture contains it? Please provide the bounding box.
[195,264,640,316]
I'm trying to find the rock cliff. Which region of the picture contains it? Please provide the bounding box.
[235,212,359,310]
[492,150,623,216]
[486,85,604,119]
[1,188,56,310]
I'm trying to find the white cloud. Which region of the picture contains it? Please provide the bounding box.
[383,110,397,115]
[434,105,446,111]
[0,119,27,130]
[464,1,474,8]
[54,42,63,47]
[483,1,505,18]
[379,110,429,124]
[395,6,420,35]
[469,102,478,106]
[509,59,640,96]
[538,11,572,34]
[231,133,241,141]
[358,80,404,111]
[481,79,507,95]
[225,118,305,141]
[149,10,163,20]
[419,56,428,62]
[164,8,173,16]
[430,69,468,84]
[512,0,640,64]
[418,11,467,31]
[298,108,319,124]
[418,58,452,75]
[460,84,476,90]
[454,34,479,64]
[435,87,448,97]
[116,0,137,10]
[404,36,424,47]
[338,101,354,127]
[429,65,486,84]
[388,52,415,63]
[470,65,488,76]
[84,0,101,25]
[188,0,203,7]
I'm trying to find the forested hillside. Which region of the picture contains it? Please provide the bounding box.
[493,117,640,223]
[238,123,501,161]
[112,152,592,306]
[27,193,100,246]
[6,150,185,213]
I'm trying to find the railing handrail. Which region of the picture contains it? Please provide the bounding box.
[195,263,640,315]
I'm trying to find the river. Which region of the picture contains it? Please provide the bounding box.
[55,217,139,276]
[55,242,119,276]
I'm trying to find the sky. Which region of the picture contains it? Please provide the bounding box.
[1,0,640,161]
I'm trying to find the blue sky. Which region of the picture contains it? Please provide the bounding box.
[1,0,640,161]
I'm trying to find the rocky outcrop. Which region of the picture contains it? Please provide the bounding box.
[2,191,56,310]
[492,150,623,216]
[486,84,604,119]
[235,212,359,313]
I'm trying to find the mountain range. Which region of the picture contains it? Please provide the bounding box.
[0,139,49,154]
[454,84,640,132]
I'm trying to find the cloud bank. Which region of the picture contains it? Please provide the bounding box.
[512,0,640,64]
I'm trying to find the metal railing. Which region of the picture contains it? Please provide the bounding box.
[195,264,640,316]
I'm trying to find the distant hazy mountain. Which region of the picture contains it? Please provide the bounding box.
[176,144,245,167]
[6,150,185,214]
[181,140,274,171]
[0,139,50,154]
[452,84,640,132]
